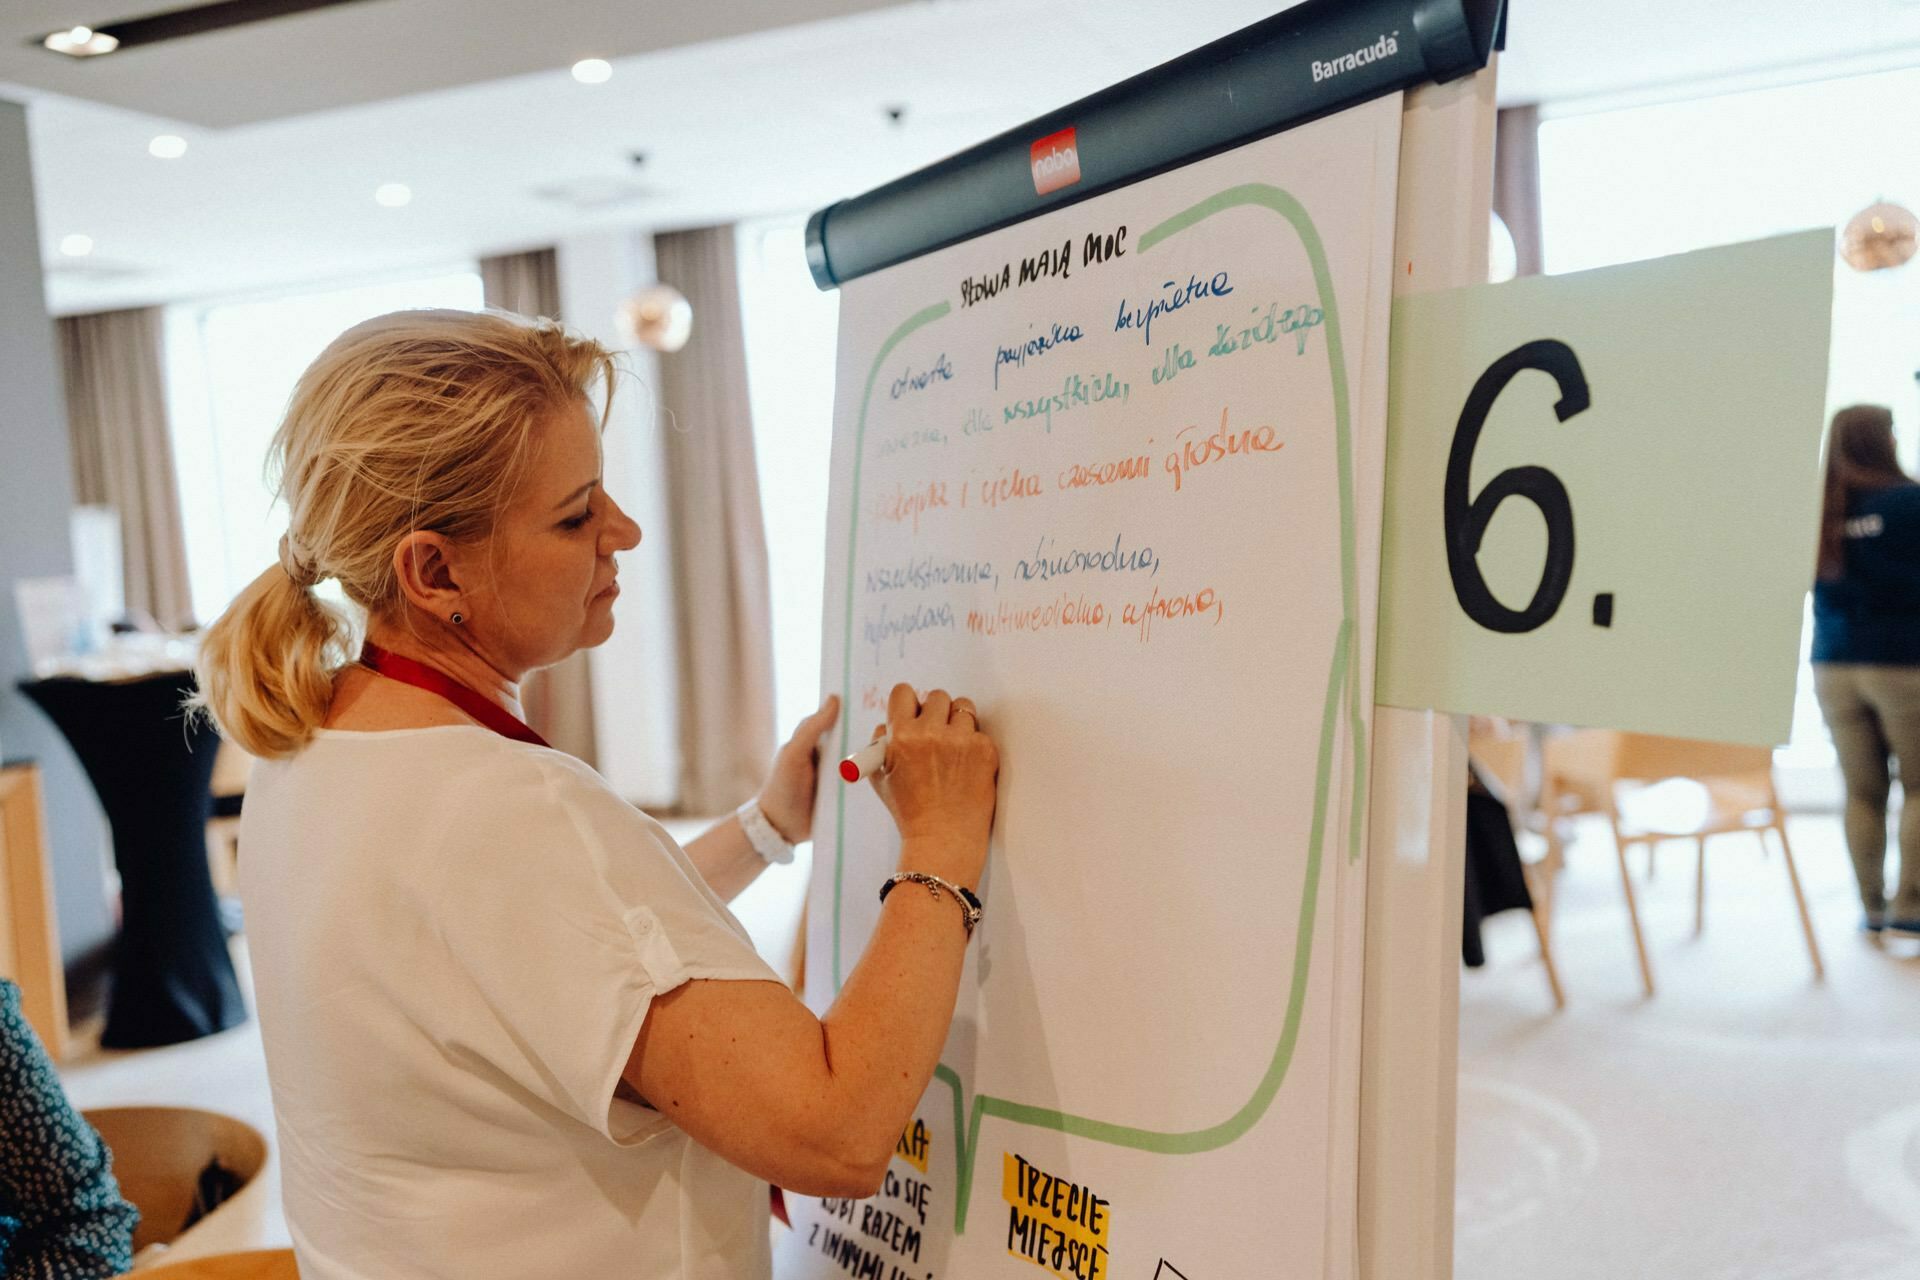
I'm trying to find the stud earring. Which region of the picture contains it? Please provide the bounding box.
[451,612,465,626]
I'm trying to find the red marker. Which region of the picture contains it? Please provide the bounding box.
[839,732,890,783]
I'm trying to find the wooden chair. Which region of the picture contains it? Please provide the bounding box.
[1533,730,1612,928]
[0,763,68,1059]
[143,1251,298,1279]
[205,742,253,904]
[1466,719,1565,1009]
[83,1106,269,1268]
[1540,730,1823,996]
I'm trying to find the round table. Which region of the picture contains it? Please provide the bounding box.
[144,1250,298,1279]
[20,670,245,1048]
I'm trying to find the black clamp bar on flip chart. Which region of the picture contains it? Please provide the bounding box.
[805,0,1506,291]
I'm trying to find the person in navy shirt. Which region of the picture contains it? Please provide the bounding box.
[1812,404,1920,936]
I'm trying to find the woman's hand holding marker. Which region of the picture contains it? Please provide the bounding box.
[863,683,999,891]
[839,732,890,783]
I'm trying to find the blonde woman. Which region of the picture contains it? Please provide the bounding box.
[193,309,998,1279]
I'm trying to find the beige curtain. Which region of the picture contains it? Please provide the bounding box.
[57,308,194,629]
[479,248,600,766]
[653,225,777,814]
[479,250,561,325]
[1494,105,1544,279]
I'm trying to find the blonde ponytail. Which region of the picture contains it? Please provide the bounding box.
[187,307,620,757]
[192,565,355,757]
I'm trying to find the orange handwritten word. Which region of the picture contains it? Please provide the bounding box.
[860,685,884,712]
[1058,451,1152,491]
[871,480,951,533]
[1164,408,1284,492]
[977,466,1043,510]
[966,593,1109,638]
[1122,584,1225,642]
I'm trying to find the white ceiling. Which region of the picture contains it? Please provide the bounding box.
[6,0,1920,316]
[0,0,903,128]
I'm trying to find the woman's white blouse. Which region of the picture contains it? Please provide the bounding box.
[240,725,783,1279]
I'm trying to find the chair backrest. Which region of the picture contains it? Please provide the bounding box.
[1608,733,1773,786]
[1539,729,1619,812]
[83,1106,267,1253]
[209,741,255,800]
[1541,729,1779,817]
[142,1249,300,1279]
[1467,720,1528,803]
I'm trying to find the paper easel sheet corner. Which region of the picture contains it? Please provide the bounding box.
[1374,230,1835,747]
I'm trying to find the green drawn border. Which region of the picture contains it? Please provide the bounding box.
[827,185,1369,1231]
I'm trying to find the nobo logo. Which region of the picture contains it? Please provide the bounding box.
[1030,127,1081,196]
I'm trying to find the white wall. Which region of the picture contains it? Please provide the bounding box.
[555,231,681,808]
[1539,67,1920,810]
[0,98,115,966]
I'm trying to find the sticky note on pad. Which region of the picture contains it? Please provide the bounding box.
[1375,231,1834,746]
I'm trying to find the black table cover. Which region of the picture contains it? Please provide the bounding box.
[1462,766,1535,969]
[20,671,246,1048]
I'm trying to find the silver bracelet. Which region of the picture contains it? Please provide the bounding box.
[880,872,983,938]
[735,797,795,865]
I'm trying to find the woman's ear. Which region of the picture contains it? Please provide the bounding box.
[391,531,465,619]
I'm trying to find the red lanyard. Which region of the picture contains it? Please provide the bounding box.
[358,642,551,748]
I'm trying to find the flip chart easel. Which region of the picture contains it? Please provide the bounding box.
[1359,65,1496,1278]
[792,5,1503,1277]
[784,0,1843,1268]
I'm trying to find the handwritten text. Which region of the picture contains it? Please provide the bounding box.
[1113,272,1235,347]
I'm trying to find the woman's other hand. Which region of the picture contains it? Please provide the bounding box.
[757,695,841,843]
[870,683,998,888]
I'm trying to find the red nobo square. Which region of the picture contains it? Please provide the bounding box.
[1030,127,1082,196]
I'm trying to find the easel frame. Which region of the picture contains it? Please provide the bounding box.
[1357,64,1496,1280]
[800,11,1503,1278]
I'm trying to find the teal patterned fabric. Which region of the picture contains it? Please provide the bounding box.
[0,979,137,1278]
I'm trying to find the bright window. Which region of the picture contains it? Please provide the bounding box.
[1540,67,1920,783]
[1540,67,1920,423]
[736,218,841,738]
[165,268,485,626]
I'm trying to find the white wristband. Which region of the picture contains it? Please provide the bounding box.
[736,797,795,865]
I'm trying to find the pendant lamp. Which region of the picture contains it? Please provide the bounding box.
[1841,201,1918,272]
[618,284,693,353]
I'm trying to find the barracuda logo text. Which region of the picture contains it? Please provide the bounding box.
[1312,31,1400,83]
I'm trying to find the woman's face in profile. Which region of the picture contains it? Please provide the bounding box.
[462,397,642,673]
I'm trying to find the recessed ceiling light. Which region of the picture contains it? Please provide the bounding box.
[149,134,187,159]
[374,183,412,208]
[60,234,94,257]
[42,25,119,57]
[571,59,612,84]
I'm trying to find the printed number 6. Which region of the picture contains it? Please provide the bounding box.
[1443,339,1592,634]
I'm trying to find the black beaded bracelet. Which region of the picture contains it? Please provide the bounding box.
[880,872,983,937]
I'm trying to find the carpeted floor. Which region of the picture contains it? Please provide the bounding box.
[1458,812,1920,1280]
[55,814,1917,1275]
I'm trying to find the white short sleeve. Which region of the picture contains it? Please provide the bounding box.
[242,727,781,1279]
[425,750,783,1143]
